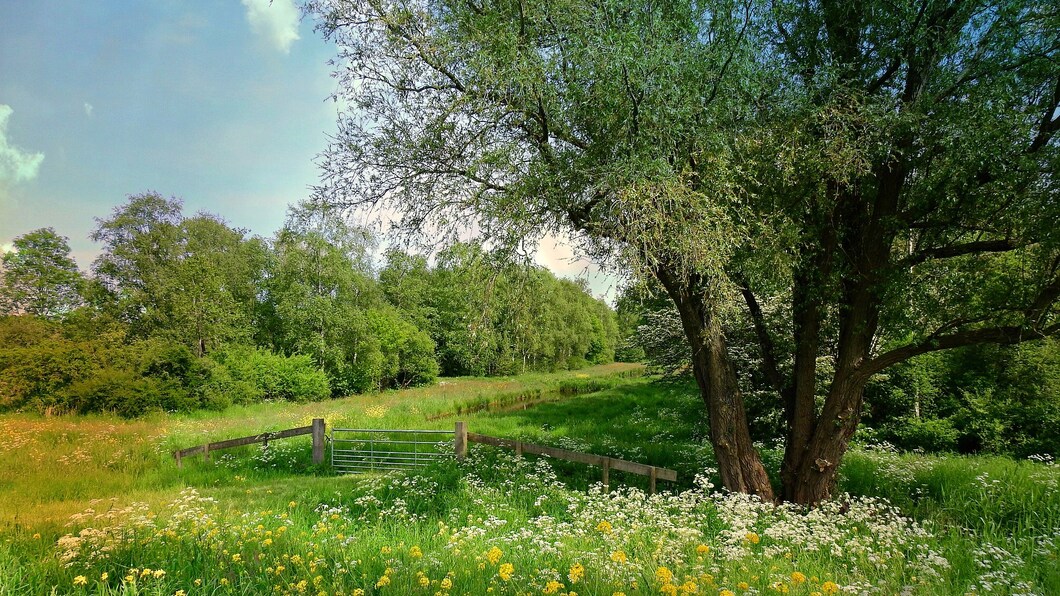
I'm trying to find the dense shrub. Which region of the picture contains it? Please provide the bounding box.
[210,346,330,403]
[369,307,439,389]
[882,417,960,453]
[0,317,332,416]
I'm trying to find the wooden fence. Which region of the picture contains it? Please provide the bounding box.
[172,419,676,493]
[173,418,326,469]
[454,421,677,493]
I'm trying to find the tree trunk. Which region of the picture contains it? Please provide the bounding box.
[692,319,776,500]
[785,376,865,505]
[657,267,775,501]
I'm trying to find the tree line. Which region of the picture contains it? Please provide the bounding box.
[0,193,619,416]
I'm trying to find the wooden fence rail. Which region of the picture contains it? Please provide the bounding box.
[454,421,676,493]
[174,418,325,469]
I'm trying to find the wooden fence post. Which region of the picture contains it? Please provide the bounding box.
[455,421,467,460]
[312,418,325,465]
[175,451,183,470]
[649,466,657,495]
[602,459,610,492]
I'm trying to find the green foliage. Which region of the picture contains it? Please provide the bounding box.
[90,193,266,355]
[210,346,330,403]
[380,242,618,377]
[2,196,617,415]
[866,339,1060,457]
[0,316,332,416]
[0,228,83,318]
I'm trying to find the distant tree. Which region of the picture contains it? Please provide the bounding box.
[91,193,266,354]
[0,228,83,318]
[309,0,1060,504]
[262,204,437,392]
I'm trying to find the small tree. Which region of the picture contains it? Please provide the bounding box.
[307,0,1060,504]
[0,228,83,318]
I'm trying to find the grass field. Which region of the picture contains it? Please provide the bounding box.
[1,365,1057,595]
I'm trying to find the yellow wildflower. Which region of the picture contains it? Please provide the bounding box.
[220,578,230,586]
[420,576,431,587]
[611,551,628,564]
[790,572,806,584]
[596,520,613,534]
[680,581,699,594]
[353,590,365,596]
[440,577,453,590]
[486,546,503,565]
[73,576,88,587]
[381,546,392,555]
[821,582,840,594]
[656,567,674,584]
[543,580,564,594]
[696,544,710,555]
[737,583,750,590]
[720,591,736,596]
[568,563,584,583]
[376,575,391,588]
[100,573,108,582]
[410,545,423,558]
[661,584,679,596]
[153,569,166,580]
[744,532,760,545]
[232,554,242,563]
[499,563,514,581]
[175,591,186,596]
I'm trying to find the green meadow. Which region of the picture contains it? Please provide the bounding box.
[0,365,1056,595]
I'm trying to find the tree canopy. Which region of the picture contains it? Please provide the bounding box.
[308,0,1060,503]
[0,228,83,318]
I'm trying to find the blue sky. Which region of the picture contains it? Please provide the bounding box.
[0,1,615,298]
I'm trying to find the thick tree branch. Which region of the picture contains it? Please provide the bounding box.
[900,238,1021,267]
[858,322,1060,381]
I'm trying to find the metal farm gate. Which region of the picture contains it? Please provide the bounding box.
[330,428,455,474]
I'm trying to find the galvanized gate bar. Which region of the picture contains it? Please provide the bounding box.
[330,427,455,474]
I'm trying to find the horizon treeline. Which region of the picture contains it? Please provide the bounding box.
[0,193,619,416]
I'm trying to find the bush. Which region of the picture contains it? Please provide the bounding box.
[210,346,330,403]
[368,308,438,389]
[62,369,195,418]
[884,417,960,453]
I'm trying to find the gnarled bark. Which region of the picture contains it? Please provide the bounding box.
[657,266,775,501]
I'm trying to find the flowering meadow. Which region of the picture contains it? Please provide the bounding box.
[0,367,1057,595]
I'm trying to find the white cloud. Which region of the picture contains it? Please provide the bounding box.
[0,105,44,184]
[84,102,94,117]
[242,0,300,53]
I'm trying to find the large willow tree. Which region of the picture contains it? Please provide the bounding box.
[307,0,1060,504]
